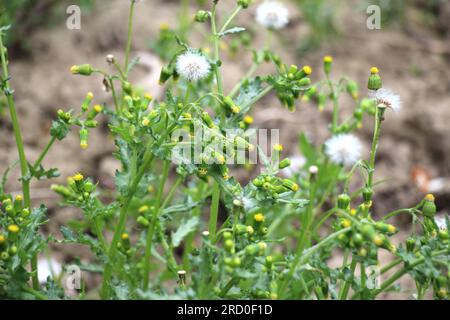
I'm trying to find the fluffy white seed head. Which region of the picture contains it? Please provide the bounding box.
[325,134,363,166]
[176,51,211,82]
[369,88,402,112]
[256,1,289,30]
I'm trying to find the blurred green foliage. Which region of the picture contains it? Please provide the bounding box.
[0,0,93,55]
[293,0,338,53]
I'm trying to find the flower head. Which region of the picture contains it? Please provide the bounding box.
[325,134,362,166]
[256,1,289,30]
[369,88,402,112]
[176,51,210,82]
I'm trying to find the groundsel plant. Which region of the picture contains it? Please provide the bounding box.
[0,0,448,300]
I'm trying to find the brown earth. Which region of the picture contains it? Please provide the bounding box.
[0,0,449,299]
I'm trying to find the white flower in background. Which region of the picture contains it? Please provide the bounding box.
[369,88,402,112]
[325,134,362,166]
[283,154,306,177]
[256,1,289,30]
[176,51,210,82]
[38,257,62,283]
[435,215,448,231]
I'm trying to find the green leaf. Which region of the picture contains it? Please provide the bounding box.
[60,226,76,242]
[171,217,199,247]
[50,119,70,141]
[219,27,246,37]
[234,77,264,114]
[27,163,60,181]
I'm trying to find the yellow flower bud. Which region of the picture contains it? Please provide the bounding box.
[243,116,254,124]
[73,173,84,182]
[302,65,312,75]
[8,224,20,233]
[254,213,265,222]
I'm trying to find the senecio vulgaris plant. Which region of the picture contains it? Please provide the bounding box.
[0,0,448,300]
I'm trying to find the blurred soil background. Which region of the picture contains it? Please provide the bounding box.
[0,0,449,299]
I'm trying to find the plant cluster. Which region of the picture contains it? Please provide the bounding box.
[0,0,448,300]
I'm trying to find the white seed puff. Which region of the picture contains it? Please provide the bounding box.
[256,1,289,30]
[176,51,211,82]
[325,134,362,166]
[369,88,402,112]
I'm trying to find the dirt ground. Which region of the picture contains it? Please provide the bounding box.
[1,0,449,299]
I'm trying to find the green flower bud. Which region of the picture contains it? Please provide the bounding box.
[323,56,333,75]
[238,0,251,9]
[224,239,234,252]
[159,66,173,85]
[361,224,376,240]
[278,158,291,169]
[252,178,263,187]
[70,64,94,76]
[282,179,299,192]
[201,111,215,128]
[194,10,210,23]
[406,237,416,252]
[422,194,436,217]
[137,216,150,227]
[346,80,359,100]
[337,193,351,210]
[362,188,373,203]
[367,67,382,90]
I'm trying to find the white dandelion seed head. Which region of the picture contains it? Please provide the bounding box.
[435,215,448,231]
[369,88,402,112]
[176,51,210,82]
[256,1,289,30]
[37,257,62,284]
[325,134,363,166]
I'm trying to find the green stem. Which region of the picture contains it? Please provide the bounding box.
[143,160,171,289]
[211,2,223,95]
[101,149,155,298]
[326,75,339,133]
[32,136,56,172]
[124,0,136,77]
[218,6,242,34]
[367,106,384,188]
[209,180,220,242]
[360,262,366,300]
[0,33,39,290]
[21,285,48,300]
[278,227,351,297]
[339,257,357,300]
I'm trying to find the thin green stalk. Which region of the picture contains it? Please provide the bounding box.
[367,106,384,188]
[32,136,56,172]
[360,262,366,300]
[124,0,136,76]
[209,179,220,242]
[211,2,223,95]
[143,160,171,289]
[182,181,205,269]
[0,34,39,290]
[326,75,339,132]
[339,257,357,300]
[218,5,242,34]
